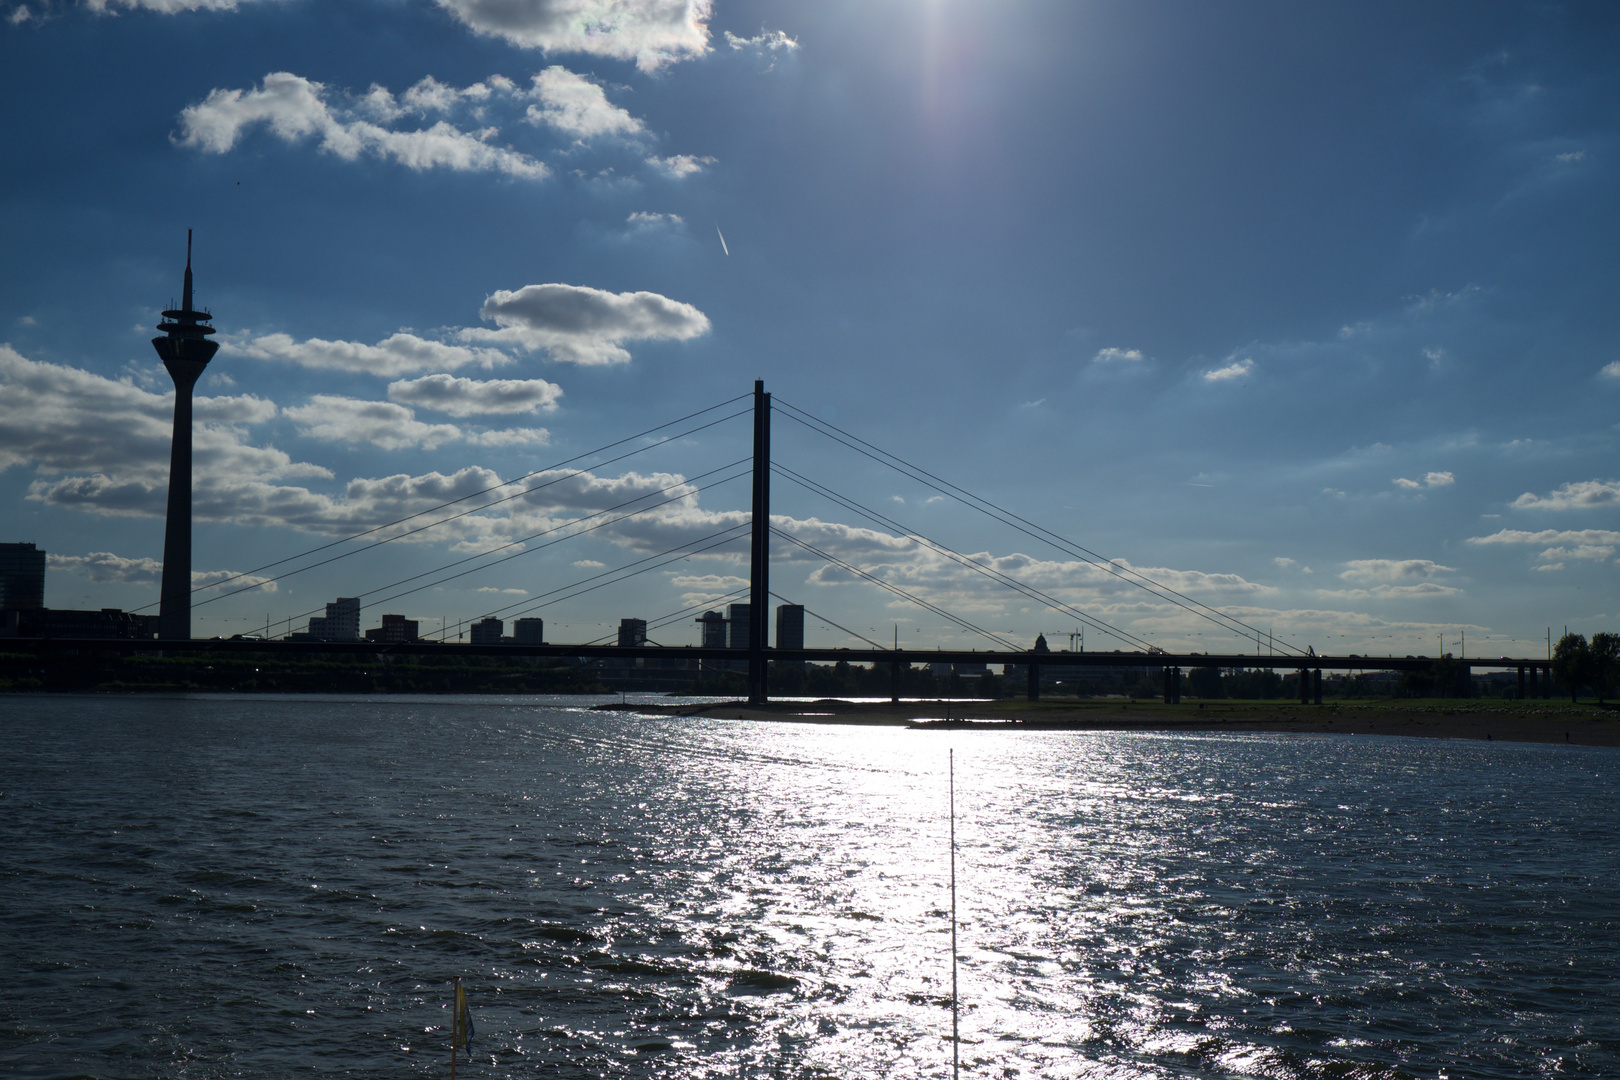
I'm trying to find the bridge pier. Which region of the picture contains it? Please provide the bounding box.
[1027,662,1040,701]
[890,660,900,705]
[1162,666,1171,704]
[1298,669,1309,705]
[1518,665,1526,700]
[1314,668,1323,705]
[1543,663,1552,699]
[1173,667,1182,704]
[1530,665,1539,698]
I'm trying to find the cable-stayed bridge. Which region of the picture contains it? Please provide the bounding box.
[14,381,1558,703]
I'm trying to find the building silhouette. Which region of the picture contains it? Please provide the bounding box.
[727,603,752,672]
[0,542,45,610]
[775,603,804,668]
[469,617,504,644]
[618,618,647,647]
[307,597,360,640]
[364,613,418,643]
[151,232,220,640]
[513,617,544,644]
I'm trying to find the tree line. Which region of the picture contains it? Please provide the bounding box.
[1552,631,1620,703]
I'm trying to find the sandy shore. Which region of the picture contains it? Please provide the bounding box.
[600,697,1620,747]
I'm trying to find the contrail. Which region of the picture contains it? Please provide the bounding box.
[715,223,729,256]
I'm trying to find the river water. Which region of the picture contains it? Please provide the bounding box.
[2,694,1616,1079]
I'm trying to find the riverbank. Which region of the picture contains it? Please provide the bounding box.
[606,697,1620,747]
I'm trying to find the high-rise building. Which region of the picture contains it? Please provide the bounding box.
[364,613,418,643]
[727,603,752,672]
[513,617,545,644]
[696,610,727,648]
[469,617,504,644]
[618,618,647,647]
[151,231,220,641]
[308,597,360,640]
[0,542,46,610]
[727,603,751,650]
[774,603,805,669]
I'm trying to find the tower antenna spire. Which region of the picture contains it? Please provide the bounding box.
[182,229,194,313]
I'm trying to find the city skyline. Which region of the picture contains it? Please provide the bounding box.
[1,2,1617,654]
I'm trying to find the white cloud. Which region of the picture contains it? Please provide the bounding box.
[1092,347,1144,365]
[228,331,512,376]
[47,551,277,592]
[463,427,552,447]
[388,374,562,417]
[1602,361,1620,380]
[1273,557,1296,568]
[1512,479,1620,511]
[1467,528,1620,555]
[1202,358,1253,382]
[285,395,463,451]
[1536,545,1614,562]
[1340,559,1455,584]
[177,72,549,180]
[86,0,267,10]
[724,28,798,53]
[1556,150,1586,163]
[645,153,714,178]
[525,66,643,139]
[573,559,605,568]
[1393,471,1454,491]
[467,283,710,365]
[627,211,682,227]
[434,0,711,71]
[1319,582,1464,599]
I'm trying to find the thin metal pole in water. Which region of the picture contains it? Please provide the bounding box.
[949,748,959,1080]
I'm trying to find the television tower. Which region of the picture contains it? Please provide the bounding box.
[151,230,219,640]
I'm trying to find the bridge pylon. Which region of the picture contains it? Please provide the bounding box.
[748,380,771,703]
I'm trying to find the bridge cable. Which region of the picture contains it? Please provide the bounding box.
[768,592,885,651]
[771,462,1157,653]
[770,528,1024,651]
[175,404,752,614]
[773,398,1302,657]
[276,462,751,633]
[425,525,754,641]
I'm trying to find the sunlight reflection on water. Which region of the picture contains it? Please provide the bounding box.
[1,695,1617,1079]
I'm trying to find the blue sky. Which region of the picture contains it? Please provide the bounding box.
[1,0,1617,656]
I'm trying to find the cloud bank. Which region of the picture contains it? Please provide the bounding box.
[178,72,550,179]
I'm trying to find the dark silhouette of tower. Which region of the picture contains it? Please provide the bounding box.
[151,231,219,640]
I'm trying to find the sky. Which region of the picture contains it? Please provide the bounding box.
[1,0,1617,659]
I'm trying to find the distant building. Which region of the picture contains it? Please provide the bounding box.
[775,604,804,649]
[696,610,727,647]
[364,613,418,643]
[618,618,647,647]
[696,609,727,672]
[469,617,504,644]
[727,603,752,672]
[0,542,46,611]
[307,597,360,641]
[0,607,158,640]
[727,603,751,649]
[513,617,544,645]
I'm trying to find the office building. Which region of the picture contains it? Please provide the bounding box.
[0,542,46,610]
[618,618,647,647]
[513,617,544,644]
[727,603,751,649]
[364,614,418,643]
[469,617,504,644]
[775,603,804,668]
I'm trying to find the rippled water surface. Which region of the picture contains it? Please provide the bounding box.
[2,694,1618,1079]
